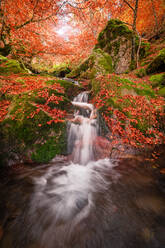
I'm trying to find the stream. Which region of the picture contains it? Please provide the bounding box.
[0,91,165,248]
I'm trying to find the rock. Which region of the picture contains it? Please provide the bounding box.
[68,19,146,77]
[149,73,165,88]
[96,19,134,74]
[158,87,165,97]
[146,48,165,74]
[135,68,146,78]
[53,66,71,77]
[93,136,111,159]
[0,79,71,165]
[67,48,113,79]
[0,55,27,75]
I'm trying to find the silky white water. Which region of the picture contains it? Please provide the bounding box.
[68,91,99,165]
[28,91,119,247]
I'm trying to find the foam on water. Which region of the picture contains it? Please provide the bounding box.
[31,159,118,225]
[68,91,99,165]
[28,91,119,247]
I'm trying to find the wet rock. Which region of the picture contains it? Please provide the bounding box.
[135,195,165,214]
[94,136,111,159]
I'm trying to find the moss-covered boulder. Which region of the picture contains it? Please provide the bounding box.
[158,87,165,97]
[0,74,83,166]
[0,90,67,166]
[149,73,165,97]
[135,68,146,78]
[96,19,134,74]
[0,55,27,75]
[149,73,165,88]
[67,48,113,79]
[90,75,165,145]
[52,64,71,77]
[139,41,151,59]
[146,48,165,74]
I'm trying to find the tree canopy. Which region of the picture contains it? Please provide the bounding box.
[0,0,165,64]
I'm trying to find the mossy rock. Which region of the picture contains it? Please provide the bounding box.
[0,55,26,74]
[91,75,157,134]
[149,73,165,88]
[146,48,165,74]
[137,41,151,59]
[135,68,146,78]
[158,87,165,97]
[53,66,71,77]
[91,75,155,98]
[96,19,135,74]
[67,59,90,78]
[31,123,67,163]
[67,49,113,79]
[46,79,83,99]
[0,84,69,165]
[97,19,133,44]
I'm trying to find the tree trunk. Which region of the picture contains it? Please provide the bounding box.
[131,0,139,66]
[150,0,159,35]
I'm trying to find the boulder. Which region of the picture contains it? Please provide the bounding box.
[149,73,165,88]
[67,48,113,79]
[0,77,81,166]
[146,48,165,74]
[53,66,71,77]
[96,19,134,74]
[0,55,27,74]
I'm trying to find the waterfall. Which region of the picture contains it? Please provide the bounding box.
[26,91,119,248]
[67,91,99,165]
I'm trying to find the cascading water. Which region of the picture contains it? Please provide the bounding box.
[67,91,99,165]
[21,91,118,248]
[2,91,165,248]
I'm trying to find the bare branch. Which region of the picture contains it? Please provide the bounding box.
[15,1,66,30]
[123,0,135,13]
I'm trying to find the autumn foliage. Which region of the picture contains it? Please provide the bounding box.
[0,73,66,123]
[0,0,164,64]
[92,74,165,147]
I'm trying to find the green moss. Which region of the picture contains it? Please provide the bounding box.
[113,40,120,56]
[135,68,146,78]
[129,60,136,71]
[139,41,151,59]
[158,87,165,97]
[31,123,67,163]
[0,55,8,62]
[146,48,165,74]
[97,49,113,72]
[149,73,165,88]
[97,19,133,48]
[141,61,150,66]
[68,49,113,80]
[67,59,90,78]
[53,65,71,77]
[0,103,67,164]
[0,56,26,74]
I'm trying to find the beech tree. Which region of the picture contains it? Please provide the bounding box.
[0,0,164,66]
